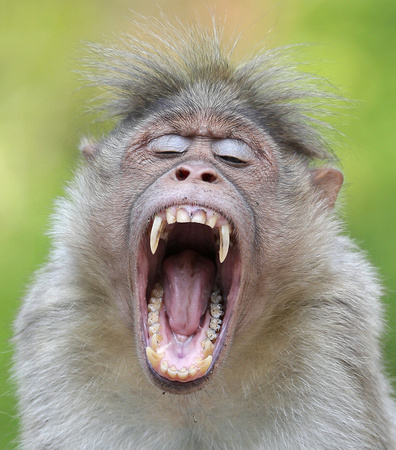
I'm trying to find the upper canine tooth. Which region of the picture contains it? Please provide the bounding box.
[150,215,164,254]
[191,210,206,224]
[219,223,230,263]
[176,208,190,223]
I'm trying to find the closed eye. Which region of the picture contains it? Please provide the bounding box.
[212,139,253,166]
[148,135,191,157]
[218,155,246,165]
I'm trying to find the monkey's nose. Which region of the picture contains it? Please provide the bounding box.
[174,164,219,183]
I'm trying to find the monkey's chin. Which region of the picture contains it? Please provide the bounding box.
[135,204,241,393]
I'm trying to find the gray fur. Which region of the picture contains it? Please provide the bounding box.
[84,20,340,160]
[13,21,395,449]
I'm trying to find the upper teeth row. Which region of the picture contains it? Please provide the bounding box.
[150,205,231,263]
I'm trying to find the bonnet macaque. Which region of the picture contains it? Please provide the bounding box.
[13,21,395,449]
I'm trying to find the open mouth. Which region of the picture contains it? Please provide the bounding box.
[137,204,241,388]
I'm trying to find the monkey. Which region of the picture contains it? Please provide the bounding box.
[13,20,396,449]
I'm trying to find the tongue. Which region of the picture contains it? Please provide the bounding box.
[162,250,216,336]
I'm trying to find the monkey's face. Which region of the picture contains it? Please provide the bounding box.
[123,114,278,393]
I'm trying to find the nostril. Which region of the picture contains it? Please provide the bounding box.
[201,172,217,183]
[176,168,190,181]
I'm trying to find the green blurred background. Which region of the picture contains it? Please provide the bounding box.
[1,0,395,446]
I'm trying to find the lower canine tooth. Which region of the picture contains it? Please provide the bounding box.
[219,223,230,263]
[146,347,163,367]
[197,355,212,373]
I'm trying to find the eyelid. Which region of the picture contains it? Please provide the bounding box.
[212,139,253,163]
[148,135,191,153]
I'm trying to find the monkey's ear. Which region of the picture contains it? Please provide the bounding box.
[311,167,344,209]
[79,137,98,161]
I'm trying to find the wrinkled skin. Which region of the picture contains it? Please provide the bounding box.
[13,27,396,449]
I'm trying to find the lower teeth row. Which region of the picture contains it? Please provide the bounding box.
[203,288,223,347]
[146,284,224,377]
[147,283,164,350]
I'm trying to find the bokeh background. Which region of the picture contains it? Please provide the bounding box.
[1,0,395,446]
